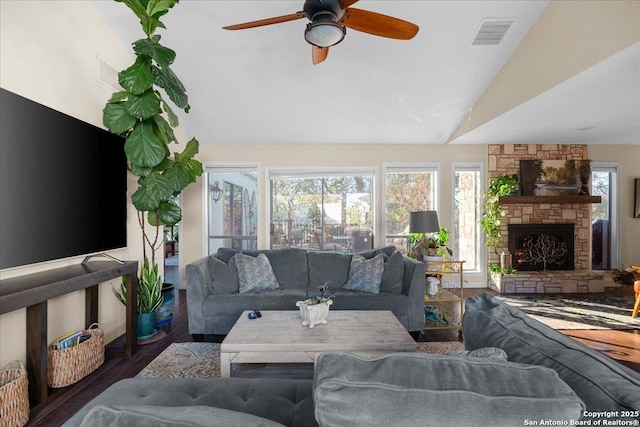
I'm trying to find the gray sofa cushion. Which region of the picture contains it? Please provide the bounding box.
[79,405,285,427]
[234,253,280,293]
[217,247,240,263]
[206,256,239,294]
[344,253,384,293]
[308,252,352,289]
[313,352,585,427]
[463,293,640,412]
[380,250,404,294]
[244,248,309,289]
[62,377,316,427]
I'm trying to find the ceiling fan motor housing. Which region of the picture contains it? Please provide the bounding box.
[303,0,345,21]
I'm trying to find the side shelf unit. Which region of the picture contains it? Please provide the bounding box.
[423,260,465,331]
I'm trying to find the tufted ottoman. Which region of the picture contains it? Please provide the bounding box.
[61,377,316,427]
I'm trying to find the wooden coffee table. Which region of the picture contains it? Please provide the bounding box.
[220,310,416,377]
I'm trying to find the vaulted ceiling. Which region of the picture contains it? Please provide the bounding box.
[96,0,640,145]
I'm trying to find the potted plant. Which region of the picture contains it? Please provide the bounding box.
[427,226,453,259]
[113,258,163,338]
[103,0,203,337]
[296,284,334,328]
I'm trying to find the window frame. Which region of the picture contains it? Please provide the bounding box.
[204,163,260,256]
[267,167,378,249]
[452,162,484,274]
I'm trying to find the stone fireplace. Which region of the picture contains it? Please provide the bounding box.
[487,144,613,294]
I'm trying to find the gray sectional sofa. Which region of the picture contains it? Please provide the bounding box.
[186,246,426,337]
[62,293,640,427]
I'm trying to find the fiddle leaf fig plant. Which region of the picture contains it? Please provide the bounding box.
[105,0,203,311]
[103,0,203,266]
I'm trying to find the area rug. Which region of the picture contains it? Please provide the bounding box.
[137,341,464,379]
[499,295,639,330]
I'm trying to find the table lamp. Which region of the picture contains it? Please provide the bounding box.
[409,211,440,261]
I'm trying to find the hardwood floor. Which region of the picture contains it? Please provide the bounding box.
[26,288,640,426]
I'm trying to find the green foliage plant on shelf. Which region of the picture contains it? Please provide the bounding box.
[480,174,520,250]
[428,226,453,258]
[103,0,203,312]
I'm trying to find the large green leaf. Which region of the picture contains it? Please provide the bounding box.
[131,185,160,211]
[107,91,130,103]
[119,56,155,95]
[184,158,204,183]
[151,114,176,144]
[152,65,189,110]
[158,93,179,127]
[146,0,179,20]
[125,121,166,168]
[133,36,176,67]
[177,137,199,161]
[117,0,167,36]
[125,89,160,119]
[130,163,153,178]
[158,200,182,226]
[162,162,190,193]
[142,170,173,201]
[103,102,136,135]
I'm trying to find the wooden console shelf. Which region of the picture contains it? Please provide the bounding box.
[498,195,601,204]
[0,260,138,412]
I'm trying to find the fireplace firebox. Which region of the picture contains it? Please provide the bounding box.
[508,224,574,271]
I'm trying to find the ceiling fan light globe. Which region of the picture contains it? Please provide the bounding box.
[304,12,346,47]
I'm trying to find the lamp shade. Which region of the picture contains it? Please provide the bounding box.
[409,211,439,234]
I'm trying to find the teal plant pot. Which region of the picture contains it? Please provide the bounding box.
[137,312,156,338]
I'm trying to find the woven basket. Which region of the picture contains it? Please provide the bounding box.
[47,323,104,388]
[0,361,29,427]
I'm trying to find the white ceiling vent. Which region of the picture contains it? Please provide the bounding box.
[472,19,513,46]
[97,58,121,90]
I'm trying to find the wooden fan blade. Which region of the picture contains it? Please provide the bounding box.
[223,11,306,30]
[339,8,419,40]
[312,46,329,65]
[339,0,359,9]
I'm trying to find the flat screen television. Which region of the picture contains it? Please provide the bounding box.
[0,88,127,269]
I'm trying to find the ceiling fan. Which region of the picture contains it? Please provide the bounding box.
[223,0,419,65]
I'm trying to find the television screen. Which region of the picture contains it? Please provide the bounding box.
[0,88,127,269]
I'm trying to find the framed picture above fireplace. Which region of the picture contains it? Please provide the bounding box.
[635,178,640,218]
[519,160,579,197]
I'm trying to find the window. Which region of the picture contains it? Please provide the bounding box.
[453,164,482,271]
[383,165,438,252]
[269,170,374,252]
[591,163,619,270]
[206,166,258,255]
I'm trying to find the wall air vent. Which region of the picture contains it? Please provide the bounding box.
[472,19,513,46]
[97,58,121,90]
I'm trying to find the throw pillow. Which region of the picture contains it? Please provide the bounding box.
[233,253,280,294]
[379,250,404,294]
[343,253,384,294]
[206,256,239,294]
[313,352,585,427]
